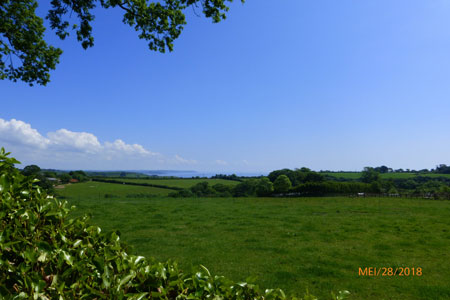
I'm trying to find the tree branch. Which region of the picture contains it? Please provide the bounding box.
[117,2,142,19]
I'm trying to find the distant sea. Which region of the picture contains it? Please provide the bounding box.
[140,170,267,178]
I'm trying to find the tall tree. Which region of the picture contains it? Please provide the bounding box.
[21,164,41,176]
[255,177,274,197]
[360,167,380,183]
[1,0,244,86]
[273,174,292,194]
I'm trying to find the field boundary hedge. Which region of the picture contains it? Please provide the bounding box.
[92,178,183,191]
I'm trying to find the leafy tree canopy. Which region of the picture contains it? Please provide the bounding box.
[21,164,41,176]
[435,164,450,174]
[59,173,71,183]
[273,174,291,194]
[255,177,273,197]
[373,165,393,173]
[268,168,323,186]
[233,179,258,197]
[361,167,380,184]
[0,0,244,86]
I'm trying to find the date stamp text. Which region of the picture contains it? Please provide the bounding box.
[359,267,422,277]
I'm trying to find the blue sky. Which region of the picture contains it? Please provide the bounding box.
[2,0,450,172]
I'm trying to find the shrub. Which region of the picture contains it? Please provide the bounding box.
[168,189,195,198]
[190,182,217,197]
[255,177,274,196]
[232,179,259,197]
[212,183,233,193]
[59,173,72,183]
[273,175,292,194]
[104,193,119,198]
[125,193,158,199]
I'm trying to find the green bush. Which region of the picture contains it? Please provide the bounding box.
[190,182,217,197]
[232,179,259,197]
[255,177,274,197]
[125,193,158,199]
[273,175,292,194]
[0,148,348,299]
[104,193,119,198]
[168,189,195,198]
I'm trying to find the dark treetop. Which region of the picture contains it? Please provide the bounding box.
[0,0,244,86]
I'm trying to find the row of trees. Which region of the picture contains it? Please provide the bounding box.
[435,164,450,174]
[358,164,450,174]
[170,176,293,198]
[267,168,324,186]
[20,165,89,189]
[169,177,389,198]
[170,167,377,198]
[326,165,450,174]
[345,167,450,197]
[170,166,450,198]
[211,174,242,181]
[19,163,450,199]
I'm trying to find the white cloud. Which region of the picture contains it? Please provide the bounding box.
[172,154,198,164]
[0,118,214,170]
[0,118,50,148]
[0,118,154,161]
[47,129,101,153]
[215,159,228,165]
[104,139,155,156]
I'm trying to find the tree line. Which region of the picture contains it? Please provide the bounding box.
[19,164,89,192]
[19,163,450,199]
[347,164,450,174]
[170,167,450,199]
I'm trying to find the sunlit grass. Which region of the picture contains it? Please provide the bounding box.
[116,178,241,188]
[57,183,450,300]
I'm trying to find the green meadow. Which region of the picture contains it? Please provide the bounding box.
[56,182,450,300]
[116,178,240,188]
[57,181,172,198]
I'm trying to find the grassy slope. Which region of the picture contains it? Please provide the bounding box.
[84,171,150,178]
[56,181,172,198]
[116,178,241,188]
[56,184,450,300]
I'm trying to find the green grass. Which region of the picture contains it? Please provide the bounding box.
[323,172,450,180]
[56,181,172,199]
[322,172,363,180]
[381,173,450,179]
[84,171,149,178]
[56,183,450,300]
[116,178,240,188]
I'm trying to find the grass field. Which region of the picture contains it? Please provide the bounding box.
[56,183,450,300]
[323,172,450,180]
[116,178,241,188]
[56,181,172,199]
[84,171,150,178]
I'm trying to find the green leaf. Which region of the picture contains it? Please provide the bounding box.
[127,292,149,300]
[60,250,74,266]
[119,273,135,287]
[102,265,111,288]
[73,239,82,248]
[0,174,10,192]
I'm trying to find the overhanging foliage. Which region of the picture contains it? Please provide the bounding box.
[1,0,244,86]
